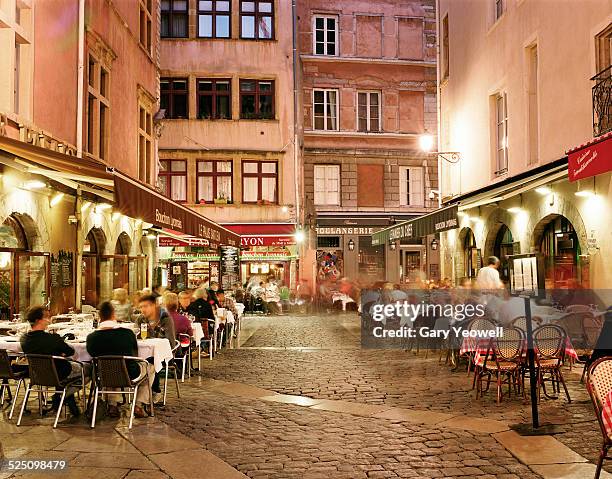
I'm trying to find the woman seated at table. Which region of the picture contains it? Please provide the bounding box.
[188,288,215,339]
[86,302,155,418]
[111,288,133,323]
[164,293,193,338]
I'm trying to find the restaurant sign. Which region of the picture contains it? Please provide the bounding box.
[372,205,459,245]
[113,172,239,247]
[316,227,380,235]
[568,133,612,181]
[158,236,210,247]
[241,235,295,246]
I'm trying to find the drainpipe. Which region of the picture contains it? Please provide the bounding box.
[75,0,85,309]
[292,0,301,285]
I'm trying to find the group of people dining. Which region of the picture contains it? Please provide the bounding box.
[13,282,241,422]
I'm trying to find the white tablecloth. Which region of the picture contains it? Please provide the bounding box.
[0,337,173,373]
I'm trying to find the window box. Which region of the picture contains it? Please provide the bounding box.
[214,198,228,204]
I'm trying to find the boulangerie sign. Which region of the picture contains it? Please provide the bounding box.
[568,135,612,181]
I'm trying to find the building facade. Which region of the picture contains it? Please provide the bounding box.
[0,0,160,316]
[437,0,612,289]
[157,0,300,290]
[298,0,438,287]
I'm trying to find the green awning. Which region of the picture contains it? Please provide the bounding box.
[372,205,459,245]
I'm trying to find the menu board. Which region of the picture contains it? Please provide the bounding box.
[51,255,60,288]
[210,262,220,284]
[220,246,240,290]
[61,252,73,287]
[50,251,73,288]
[510,255,540,297]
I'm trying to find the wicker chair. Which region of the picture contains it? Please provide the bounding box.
[0,350,28,419]
[90,355,154,429]
[586,357,612,479]
[533,324,571,403]
[16,354,86,428]
[477,327,524,403]
[553,312,594,349]
[463,318,497,386]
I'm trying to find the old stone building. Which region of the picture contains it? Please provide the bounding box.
[298,0,438,287]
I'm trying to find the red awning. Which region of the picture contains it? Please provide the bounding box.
[566,131,612,181]
[113,171,240,248]
[223,223,297,247]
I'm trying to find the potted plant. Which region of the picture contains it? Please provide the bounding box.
[214,193,228,205]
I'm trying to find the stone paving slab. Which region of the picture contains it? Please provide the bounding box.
[493,430,587,465]
[71,452,158,469]
[438,416,510,434]
[259,394,325,406]
[116,421,202,455]
[309,399,391,417]
[11,467,129,478]
[532,463,612,479]
[150,449,248,479]
[372,407,456,425]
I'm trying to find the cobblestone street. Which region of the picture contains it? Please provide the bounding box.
[154,313,609,478]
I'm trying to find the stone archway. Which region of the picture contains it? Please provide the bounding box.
[482,208,516,257]
[526,197,588,254]
[8,212,41,251]
[454,227,474,281]
[115,232,132,255]
[85,227,107,254]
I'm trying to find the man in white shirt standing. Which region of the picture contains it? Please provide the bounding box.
[476,256,504,291]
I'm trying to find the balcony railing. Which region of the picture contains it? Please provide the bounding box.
[592,65,612,137]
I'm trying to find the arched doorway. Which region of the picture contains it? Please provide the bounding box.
[493,225,515,284]
[82,228,106,306]
[535,215,582,288]
[113,232,132,290]
[463,228,479,280]
[0,214,49,319]
[128,237,148,293]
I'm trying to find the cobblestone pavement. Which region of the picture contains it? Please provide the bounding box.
[153,313,592,478]
[160,383,540,479]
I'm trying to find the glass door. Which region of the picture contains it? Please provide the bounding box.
[0,251,14,320]
[15,252,50,315]
[82,254,99,306]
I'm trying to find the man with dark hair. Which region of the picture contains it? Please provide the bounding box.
[86,301,154,418]
[136,294,176,403]
[20,306,83,418]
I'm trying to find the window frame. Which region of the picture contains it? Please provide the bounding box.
[239,0,275,40]
[160,77,189,119]
[196,160,233,203]
[399,166,425,207]
[494,0,504,21]
[313,164,340,206]
[197,78,232,119]
[312,15,338,56]
[239,79,275,119]
[356,90,381,132]
[139,0,153,52]
[85,53,110,161]
[161,0,189,39]
[137,103,153,184]
[158,159,188,203]
[442,14,449,80]
[312,88,339,131]
[495,92,508,175]
[197,0,232,38]
[241,160,278,204]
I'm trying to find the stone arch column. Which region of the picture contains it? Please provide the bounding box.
[482,208,516,257]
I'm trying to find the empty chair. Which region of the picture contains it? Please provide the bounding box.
[533,324,571,403]
[0,350,28,419]
[586,357,612,479]
[17,354,86,428]
[90,355,154,429]
[477,326,525,403]
[177,333,191,382]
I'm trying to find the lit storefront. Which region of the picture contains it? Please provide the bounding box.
[0,136,239,315]
[437,152,612,289]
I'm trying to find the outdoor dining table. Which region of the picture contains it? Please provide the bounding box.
[0,336,173,373]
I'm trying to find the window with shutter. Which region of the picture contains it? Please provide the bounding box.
[399,167,424,206]
[313,165,340,205]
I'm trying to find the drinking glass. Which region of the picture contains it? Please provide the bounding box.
[140,323,148,339]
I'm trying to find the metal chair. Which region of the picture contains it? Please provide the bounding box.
[177,333,191,382]
[533,324,571,403]
[477,327,524,403]
[161,344,181,405]
[90,355,154,429]
[463,317,497,384]
[586,357,612,479]
[17,354,86,428]
[0,350,28,419]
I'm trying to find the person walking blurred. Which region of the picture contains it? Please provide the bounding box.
[111,288,133,322]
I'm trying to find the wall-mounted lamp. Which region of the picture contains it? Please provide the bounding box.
[431,238,439,251]
[389,242,396,251]
[49,193,64,207]
[23,180,46,190]
[348,239,355,251]
[294,230,305,243]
